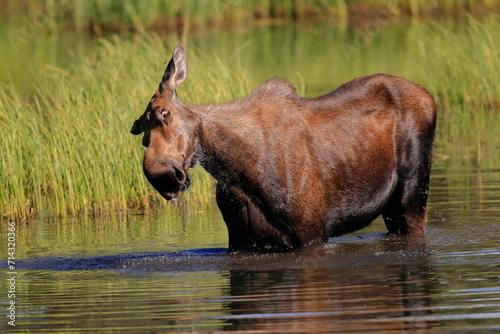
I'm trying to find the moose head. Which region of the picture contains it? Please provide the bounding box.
[130,45,199,200]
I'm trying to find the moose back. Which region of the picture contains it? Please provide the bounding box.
[131,44,437,252]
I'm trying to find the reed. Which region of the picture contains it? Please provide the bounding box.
[412,16,499,111]
[2,0,498,35]
[410,16,500,168]
[1,16,499,220]
[0,35,252,220]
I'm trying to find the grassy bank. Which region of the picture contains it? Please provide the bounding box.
[0,35,252,220]
[2,0,499,35]
[1,17,499,220]
[411,16,500,168]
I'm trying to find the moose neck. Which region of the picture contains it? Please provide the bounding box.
[194,106,261,185]
[190,78,302,186]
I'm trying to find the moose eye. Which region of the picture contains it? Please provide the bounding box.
[156,108,171,123]
[160,109,170,119]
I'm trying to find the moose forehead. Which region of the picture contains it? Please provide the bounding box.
[131,91,166,136]
[142,89,175,118]
[149,88,172,110]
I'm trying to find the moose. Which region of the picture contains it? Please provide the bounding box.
[131,44,436,252]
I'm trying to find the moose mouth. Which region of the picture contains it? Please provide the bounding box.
[143,162,191,201]
[159,175,191,200]
[160,176,191,201]
[149,172,191,201]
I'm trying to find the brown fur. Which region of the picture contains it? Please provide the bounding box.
[131,45,437,252]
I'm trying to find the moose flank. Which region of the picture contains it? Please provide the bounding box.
[131,44,437,252]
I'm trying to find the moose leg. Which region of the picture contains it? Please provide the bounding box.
[216,184,250,252]
[216,184,294,252]
[382,163,431,235]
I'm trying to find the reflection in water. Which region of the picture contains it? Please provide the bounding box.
[13,236,442,332]
[5,169,500,333]
[3,169,500,332]
[225,238,438,333]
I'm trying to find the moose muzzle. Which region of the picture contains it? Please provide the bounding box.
[143,154,190,200]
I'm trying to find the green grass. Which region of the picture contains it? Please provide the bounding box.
[413,17,499,112]
[410,16,500,168]
[2,0,498,35]
[0,34,252,220]
[1,16,499,220]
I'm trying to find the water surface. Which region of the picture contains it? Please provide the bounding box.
[1,168,499,333]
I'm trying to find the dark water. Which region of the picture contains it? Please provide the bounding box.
[1,168,499,333]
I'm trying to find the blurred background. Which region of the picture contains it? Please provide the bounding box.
[1,0,499,219]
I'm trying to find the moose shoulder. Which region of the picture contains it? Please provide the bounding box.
[131,44,437,253]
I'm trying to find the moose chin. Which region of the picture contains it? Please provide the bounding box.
[131,44,437,253]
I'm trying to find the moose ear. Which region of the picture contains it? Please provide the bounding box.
[161,44,187,91]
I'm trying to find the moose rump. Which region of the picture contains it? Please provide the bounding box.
[131,44,437,253]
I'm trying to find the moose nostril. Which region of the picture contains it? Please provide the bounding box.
[130,120,143,135]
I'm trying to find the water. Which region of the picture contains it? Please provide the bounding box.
[2,21,500,333]
[1,168,500,333]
